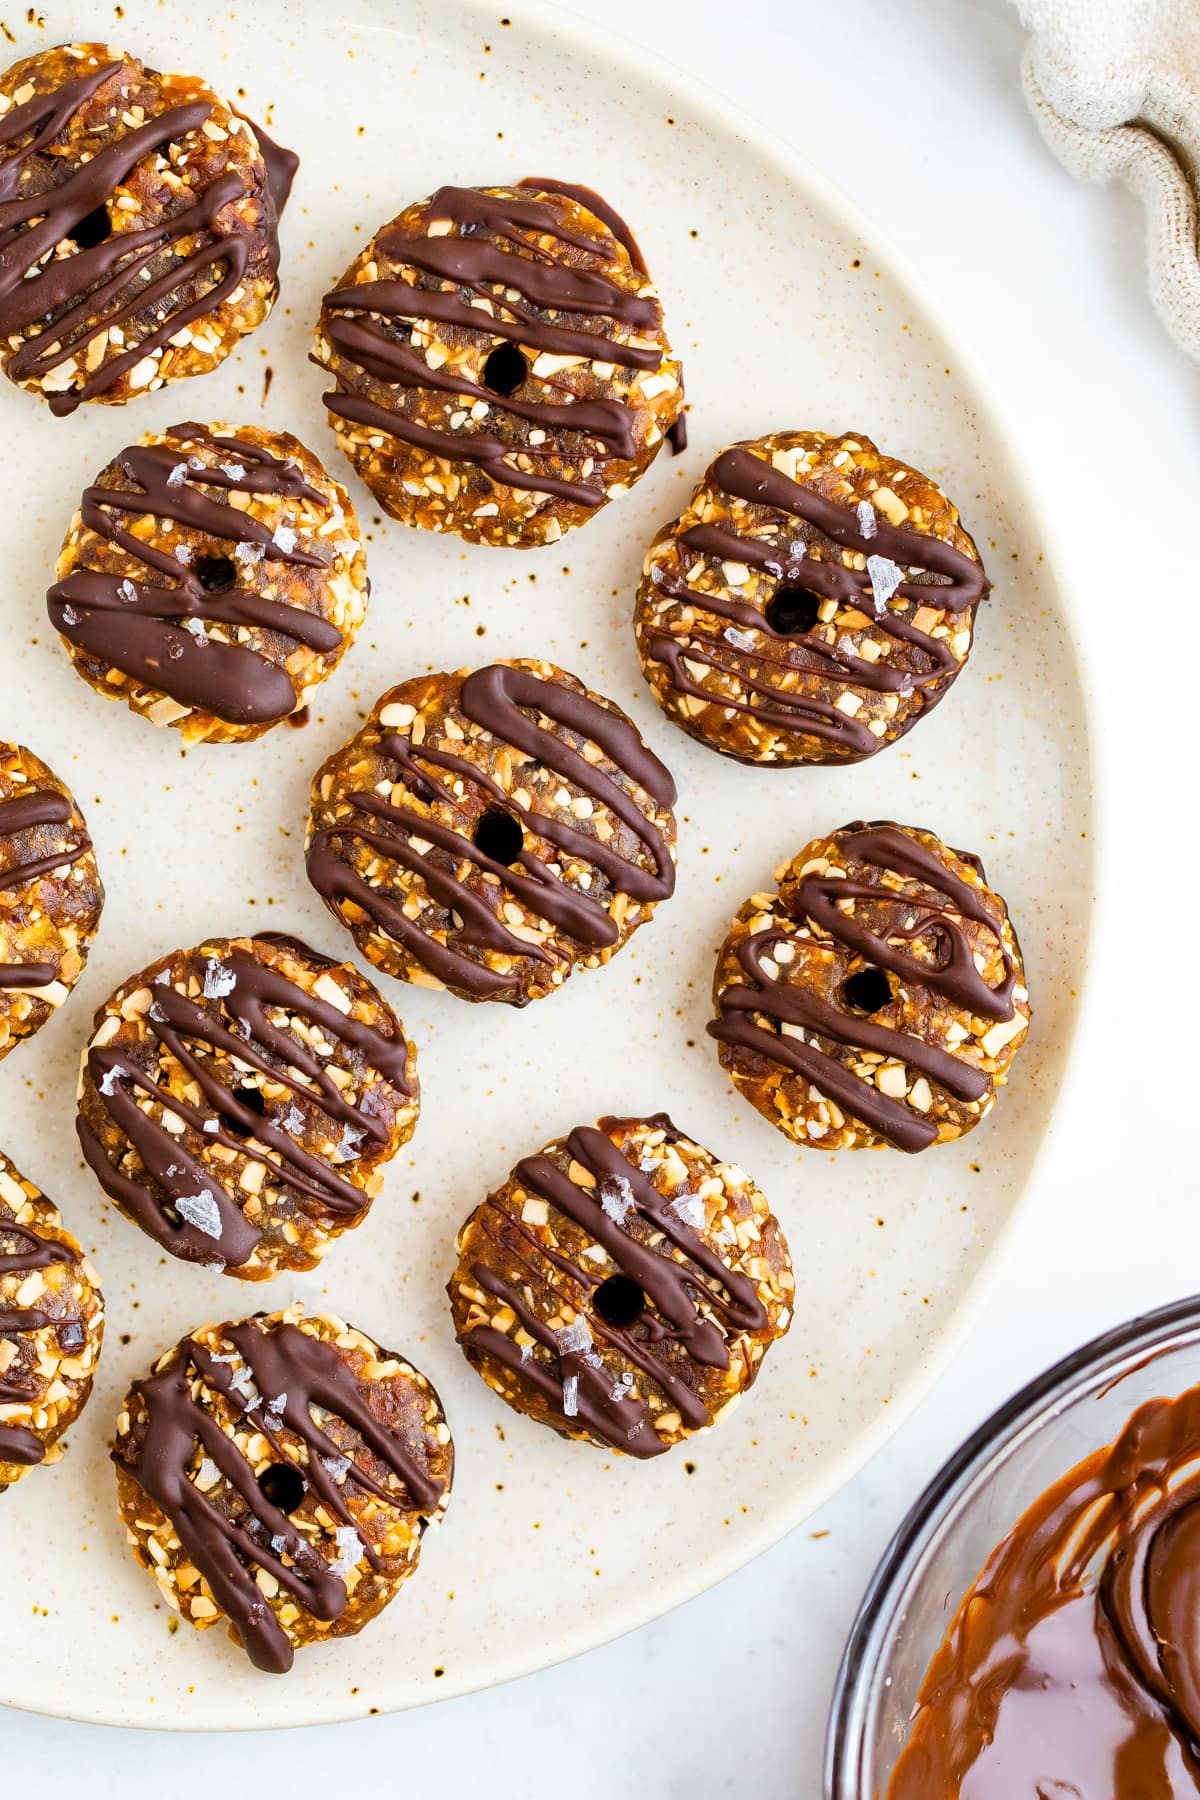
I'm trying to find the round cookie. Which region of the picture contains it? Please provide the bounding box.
[1,741,104,1062]
[306,659,678,1006]
[709,822,1030,1153]
[0,1148,104,1489]
[0,43,295,413]
[634,430,988,765]
[112,1304,452,1673]
[76,933,418,1279]
[313,178,683,547]
[449,1114,793,1458]
[48,423,368,743]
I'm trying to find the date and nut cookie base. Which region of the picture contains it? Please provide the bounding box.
[450,1114,793,1458]
[0,741,104,1062]
[112,1305,452,1672]
[635,430,987,765]
[306,659,678,1006]
[0,43,295,411]
[0,1150,104,1488]
[314,180,682,547]
[710,822,1030,1152]
[49,423,367,742]
[76,933,418,1279]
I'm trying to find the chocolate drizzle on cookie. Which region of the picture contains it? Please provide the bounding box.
[645,446,987,757]
[458,1119,766,1457]
[709,825,1016,1153]
[0,786,91,988]
[114,1319,444,1673]
[48,428,342,727]
[307,663,676,1002]
[77,941,412,1269]
[320,182,668,506]
[0,62,293,415]
[0,1213,75,1466]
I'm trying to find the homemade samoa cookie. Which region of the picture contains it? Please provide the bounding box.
[0,1149,104,1489]
[634,430,988,764]
[112,1304,452,1673]
[0,43,295,412]
[1,741,104,1062]
[313,178,682,547]
[75,934,418,1279]
[48,423,367,743]
[449,1114,792,1458]
[306,659,678,1006]
[710,823,1029,1152]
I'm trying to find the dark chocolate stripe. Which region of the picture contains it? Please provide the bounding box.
[645,444,985,754]
[114,1319,445,1673]
[0,1422,45,1465]
[0,65,293,414]
[79,943,411,1269]
[0,1308,52,1333]
[0,1215,74,1276]
[0,781,91,986]
[709,826,1014,1153]
[321,182,664,507]
[0,788,90,891]
[518,177,649,273]
[307,665,675,999]
[48,429,341,727]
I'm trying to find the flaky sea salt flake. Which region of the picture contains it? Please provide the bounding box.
[331,1524,364,1576]
[669,1193,706,1229]
[556,1316,593,1355]
[867,554,903,612]
[202,958,236,1000]
[600,1175,635,1224]
[175,1191,222,1240]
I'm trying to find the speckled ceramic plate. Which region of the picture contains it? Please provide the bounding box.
[0,0,1093,1731]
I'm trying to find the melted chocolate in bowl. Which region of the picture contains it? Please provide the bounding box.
[826,1304,1200,1800]
[890,1389,1200,1794]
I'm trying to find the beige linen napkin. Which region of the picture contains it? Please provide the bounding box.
[1017,0,1200,359]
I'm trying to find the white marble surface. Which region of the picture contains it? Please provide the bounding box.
[6,0,1193,1789]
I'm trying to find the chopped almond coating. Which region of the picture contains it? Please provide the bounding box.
[0,740,104,1062]
[0,1149,104,1489]
[313,180,682,547]
[113,1305,452,1670]
[450,1113,793,1457]
[710,822,1030,1152]
[76,934,418,1279]
[635,430,988,765]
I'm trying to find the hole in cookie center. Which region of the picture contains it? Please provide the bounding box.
[473,809,523,867]
[765,587,821,637]
[482,343,528,397]
[195,554,239,595]
[220,1084,267,1139]
[593,1275,646,1330]
[69,204,112,251]
[257,1461,306,1515]
[841,966,893,1015]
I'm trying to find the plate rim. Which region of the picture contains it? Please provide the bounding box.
[0,0,1101,1732]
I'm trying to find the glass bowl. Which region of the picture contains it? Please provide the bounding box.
[824,1294,1200,1798]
